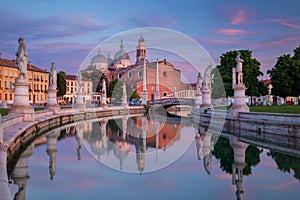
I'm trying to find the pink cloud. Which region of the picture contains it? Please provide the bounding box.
[266,18,300,30]
[194,36,238,44]
[213,29,257,36]
[214,173,232,180]
[260,35,300,47]
[230,9,247,24]
[265,180,299,190]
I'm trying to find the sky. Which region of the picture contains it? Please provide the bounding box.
[0,0,300,80]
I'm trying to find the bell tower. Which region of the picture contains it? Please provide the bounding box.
[136,34,147,64]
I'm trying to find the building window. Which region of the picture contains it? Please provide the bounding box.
[4,70,7,76]
[29,95,31,101]
[9,71,13,77]
[112,75,114,80]
[5,94,7,100]
[163,71,167,77]
[138,71,142,78]
[118,73,122,79]
[163,92,167,97]
[0,80,2,89]
[9,94,12,100]
[128,72,132,78]
[14,72,17,77]
[71,82,73,86]
[45,85,47,91]
[67,81,69,86]
[5,81,8,89]
[10,81,12,89]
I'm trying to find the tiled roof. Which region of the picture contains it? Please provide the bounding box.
[0,58,49,74]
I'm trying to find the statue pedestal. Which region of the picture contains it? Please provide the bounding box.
[45,87,60,114]
[141,91,148,105]
[200,89,213,113]
[230,84,249,118]
[9,78,34,121]
[154,92,160,101]
[73,91,85,111]
[194,92,202,109]
[100,94,108,108]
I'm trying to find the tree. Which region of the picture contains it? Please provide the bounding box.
[57,71,66,98]
[267,46,300,99]
[212,50,263,99]
[107,79,133,101]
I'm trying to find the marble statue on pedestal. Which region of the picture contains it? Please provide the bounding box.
[15,37,28,80]
[50,62,57,88]
[236,51,244,84]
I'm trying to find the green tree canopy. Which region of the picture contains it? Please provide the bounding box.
[57,71,66,97]
[267,46,300,98]
[107,79,133,101]
[212,50,263,98]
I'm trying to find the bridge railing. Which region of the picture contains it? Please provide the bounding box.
[175,90,196,98]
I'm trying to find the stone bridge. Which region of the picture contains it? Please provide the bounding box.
[148,98,195,109]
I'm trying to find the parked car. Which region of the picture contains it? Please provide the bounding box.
[129,98,141,106]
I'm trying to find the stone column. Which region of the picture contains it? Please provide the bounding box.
[121,82,128,109]
[230,136,248,200]
[12,144,34,200]
[46,130,60,180]
[73,72,85,111]
[100,79,107,108]
[9,78,34,121]
[141,58,148,105]
[230,51,249,118]
[154,59,160,100]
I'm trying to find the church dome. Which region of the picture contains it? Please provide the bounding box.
[91,49,107,64]
[114,40,130,61]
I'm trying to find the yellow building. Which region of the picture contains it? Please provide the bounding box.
[0,58,49,106]
[64,74,93,104]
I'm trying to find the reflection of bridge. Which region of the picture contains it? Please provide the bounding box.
[148,97,195,109]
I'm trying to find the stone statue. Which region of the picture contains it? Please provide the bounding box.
[236,51,244,84]
[50,62,57,88]
[203,66,211,91]
[15,37,28,79]
[196,73,203,94]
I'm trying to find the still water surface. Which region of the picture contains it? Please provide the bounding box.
[9,115,300,200]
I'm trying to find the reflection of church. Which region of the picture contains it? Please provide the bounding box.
[83,35,192,100]
[82,116,183,173]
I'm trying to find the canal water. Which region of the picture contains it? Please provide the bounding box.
[9,115,300,200]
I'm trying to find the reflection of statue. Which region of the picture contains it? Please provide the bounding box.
[50,62,57,88]
[15,37,28,79]
[14,184,25,200]
[235,51,244,84]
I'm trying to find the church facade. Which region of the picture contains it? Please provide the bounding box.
[84,35,192,101]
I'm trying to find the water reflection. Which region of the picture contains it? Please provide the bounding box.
[9,114,300,200]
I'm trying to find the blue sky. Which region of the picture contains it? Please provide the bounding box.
[1,0,300,79]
